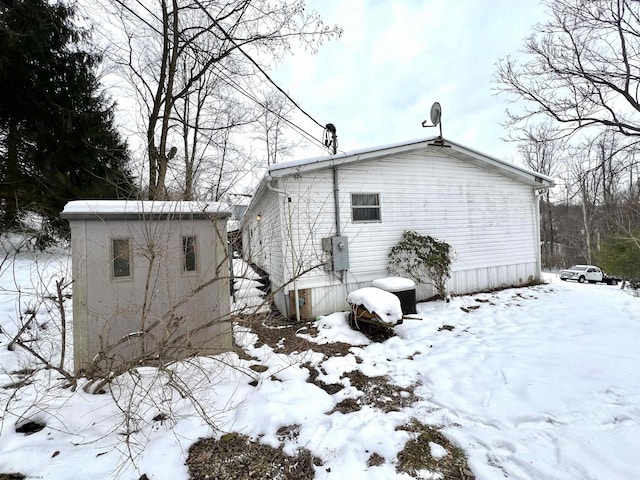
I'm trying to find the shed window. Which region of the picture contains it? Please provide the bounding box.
[112,238,131,279]
[351,193,381,222]
[182,236,198,272]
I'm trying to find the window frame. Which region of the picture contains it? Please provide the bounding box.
[351,193,381,223]
[182,235,199,274]
[111,237,132,281]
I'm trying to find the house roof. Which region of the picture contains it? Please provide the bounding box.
[61,200,230,221]
[267,136,555,188]
[242,137,555,227]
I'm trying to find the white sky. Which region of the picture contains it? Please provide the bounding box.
[271,0,550,164]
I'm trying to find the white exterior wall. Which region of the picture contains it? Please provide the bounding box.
[245,191,284,278]
[70,215,231,374]
[246,149,543,318]
[243,188,286,309]
[336,151,540,300]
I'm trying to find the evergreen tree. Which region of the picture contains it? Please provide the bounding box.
[0,0,135,233]
[596,233,640,282]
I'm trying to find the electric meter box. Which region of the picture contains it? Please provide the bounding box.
[322,235,349,271]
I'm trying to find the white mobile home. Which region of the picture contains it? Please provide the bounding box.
[241,137,554,320]
[61,200,232,375]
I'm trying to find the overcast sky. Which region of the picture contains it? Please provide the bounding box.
[271,0,550,164]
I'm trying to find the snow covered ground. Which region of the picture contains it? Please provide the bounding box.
[1,248,639,479]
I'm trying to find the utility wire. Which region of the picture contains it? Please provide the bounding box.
[192,0,328,132]
[100,0,332,154]
[212,64,328,151]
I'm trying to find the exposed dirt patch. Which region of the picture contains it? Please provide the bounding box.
[341,370,419,413]
[237,312,353,357]
[189,313,473,479]
[304,363,345,395]
[15,419,45,435]
[186,432,320,480]
[333,397,361,414]
[367,452,385,467]
[396,419,474,479]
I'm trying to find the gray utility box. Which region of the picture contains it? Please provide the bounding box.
[322,235,350,271]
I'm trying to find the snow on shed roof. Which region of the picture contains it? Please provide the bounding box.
[60,200,230,221]
[267,136,555,188]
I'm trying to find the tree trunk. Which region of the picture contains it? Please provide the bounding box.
[2,120,21,227]
[581,189,592,263]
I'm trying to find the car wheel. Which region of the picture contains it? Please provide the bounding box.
[611,279,618,286]
[578,276,586,283]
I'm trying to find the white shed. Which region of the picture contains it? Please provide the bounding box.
[61,200,232,375]
[240,137,554,320]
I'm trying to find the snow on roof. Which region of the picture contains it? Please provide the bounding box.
[60,200,230,220]
[264,136,554,188]
[269,136,432,173]
[347,287,403,324]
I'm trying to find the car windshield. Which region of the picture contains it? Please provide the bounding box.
[569,265,588,271]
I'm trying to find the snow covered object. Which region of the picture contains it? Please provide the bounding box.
[346,287,403,326]
[372,276,417,314]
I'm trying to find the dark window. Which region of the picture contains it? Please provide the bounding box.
[351,193,381,222]
[183,236,197,272]
[112,238,131,278]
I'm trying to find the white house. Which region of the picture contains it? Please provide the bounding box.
[61,200,232,375]
[241,136,555,320]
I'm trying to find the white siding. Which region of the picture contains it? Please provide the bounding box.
[284,170,338,281]
[335,151,539,300]
[247,148,543,317]
[244,189,285,287]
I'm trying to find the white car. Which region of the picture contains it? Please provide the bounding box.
[559,265,620,285]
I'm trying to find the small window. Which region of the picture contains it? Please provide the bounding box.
[112,238,131,279]
[182,236,198,272]
[351,193,381,222]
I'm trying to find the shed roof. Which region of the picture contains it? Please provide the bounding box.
[61,200,230,221]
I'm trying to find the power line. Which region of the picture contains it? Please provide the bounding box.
[192,0,328,132]
[212,64,328,151]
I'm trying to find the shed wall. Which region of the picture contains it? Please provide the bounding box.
[71,216,231,373]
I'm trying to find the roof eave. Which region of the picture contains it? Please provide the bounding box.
[268,137,556,189]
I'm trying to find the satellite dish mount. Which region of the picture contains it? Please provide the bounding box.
[422,102,443,139]
[324,123,338,155]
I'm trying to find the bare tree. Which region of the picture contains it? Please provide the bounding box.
[101,0,340,200]
[496,0,640,137]
[173,55,254,200]
[496,0,640,266]
[517,123,566,266]
[555,130,637,262]
[254,89,301,166]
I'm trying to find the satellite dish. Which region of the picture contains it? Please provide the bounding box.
[421,102,444,140]
[430,102,442,126]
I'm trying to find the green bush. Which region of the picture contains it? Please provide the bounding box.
[388,231,452,299]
